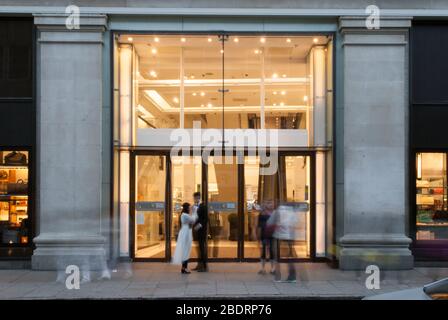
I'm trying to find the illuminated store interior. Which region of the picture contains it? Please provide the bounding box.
[114,34,333,261]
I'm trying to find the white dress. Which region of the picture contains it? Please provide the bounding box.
[172,212,197,264]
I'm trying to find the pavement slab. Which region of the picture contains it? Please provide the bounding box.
[0,263,446,299]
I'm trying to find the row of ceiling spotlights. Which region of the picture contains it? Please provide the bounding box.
[127,36,320,44]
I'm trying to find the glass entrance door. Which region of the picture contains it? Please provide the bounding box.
[170,156,202,259]
[132,152,314,261]
[207,156,239,259]
[134,155,167,258]
[243,154,312,260]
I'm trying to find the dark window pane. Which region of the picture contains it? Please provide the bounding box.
[9,46,30,80]
[0,19,32,98]
[0,47,3,79]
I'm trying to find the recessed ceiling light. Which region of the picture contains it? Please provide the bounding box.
[281,91,286,95]
[280,102,285,106]
[208,38,212,42]
[272,73,278,79]
[260,37,266,43]
[273,91,277,95]
[254,49,260,54]
[149,70,157,78]
[192,92,197,96]
[233,38,239,43]
[313,38,318,43]
[201,104,204,107]
[181,37,186,42]
[273,103,277,106]
[173,97,179,104]
[127,37,133,42]
[303,95,309,102]
[286,38,291,43]
[207,103,213,108]
[151,48,157,54]
[220,49,224,54]
[282,74,287,78]
[200,92,205,97]
[154,37,160,42]
[190,75,195,79]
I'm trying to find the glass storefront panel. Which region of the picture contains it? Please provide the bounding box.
[263,37,318,131]
[416,152,448,240]
[207,156,239,258]
[116,33,333,261]
[221,36,261,129]
[0,150,29,246]
[171,156,202,258]
[135,155,167,258]
[123,34,331,135]
[184,35,222,129]
[135,36,181,129]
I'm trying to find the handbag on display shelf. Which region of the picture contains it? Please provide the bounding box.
[7,179,28,195]
[0,170,8,180]
[4,152,27,166]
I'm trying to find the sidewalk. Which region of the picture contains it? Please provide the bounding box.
[0,262,447,299]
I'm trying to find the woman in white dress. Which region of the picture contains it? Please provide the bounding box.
[172,202,197,273]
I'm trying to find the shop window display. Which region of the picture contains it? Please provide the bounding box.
[416,152,448,240]
[0,149,29,245]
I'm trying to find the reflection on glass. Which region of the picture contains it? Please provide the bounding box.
[0,150,29,245]
[171,156,202,258]
[416,153,448,240]
[135,156,166,258]
[207,156,238,258]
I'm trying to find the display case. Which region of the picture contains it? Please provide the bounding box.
[0,150,30,246]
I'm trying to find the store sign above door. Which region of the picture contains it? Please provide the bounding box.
[281,202,310,212]
[137,128,308,148]
[209,202,237,212]
[136,201,165,211]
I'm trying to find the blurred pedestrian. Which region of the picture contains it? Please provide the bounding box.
[269,204,298,282]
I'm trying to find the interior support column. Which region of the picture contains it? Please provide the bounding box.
[32,14,108,270]
[118,44,132,257]
[338,16,413,270]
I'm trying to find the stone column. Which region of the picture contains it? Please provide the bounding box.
[338,16,413,270]
[32,14,108,270]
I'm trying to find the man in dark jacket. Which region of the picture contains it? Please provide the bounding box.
[192,191,208,272]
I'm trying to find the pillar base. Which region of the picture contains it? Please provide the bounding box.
[339,234,413,270]
[32,233,107,271]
